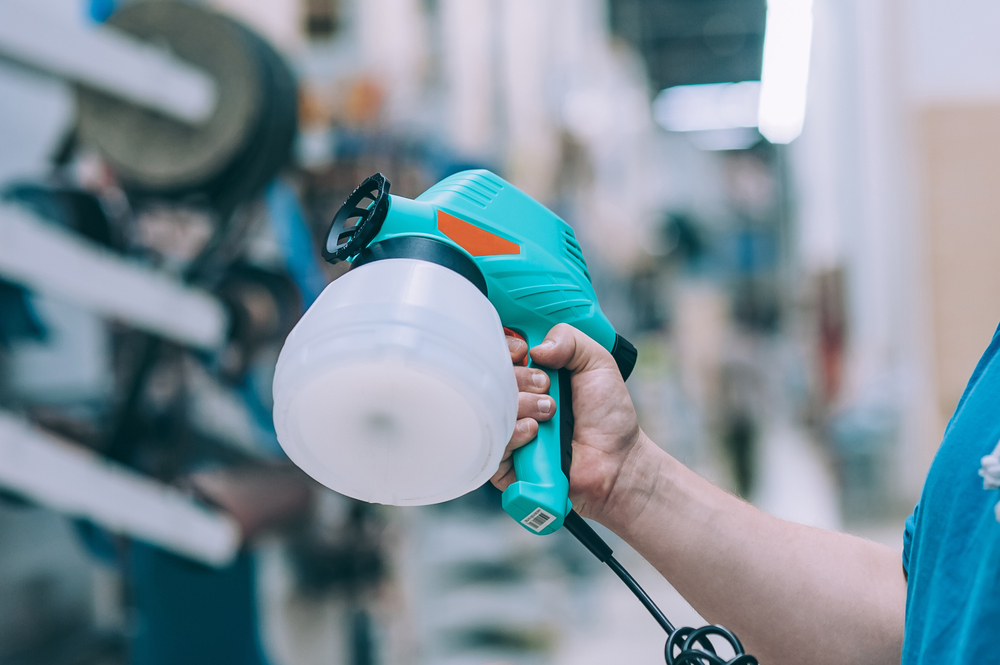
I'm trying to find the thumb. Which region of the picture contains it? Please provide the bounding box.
[529,323,621,375]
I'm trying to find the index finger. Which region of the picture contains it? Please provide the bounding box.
[505,329,529,366]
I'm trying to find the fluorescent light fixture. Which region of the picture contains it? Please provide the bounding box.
[653,81,761,133]
[757,0,814,144]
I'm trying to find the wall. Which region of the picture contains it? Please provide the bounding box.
[794,0,1000,502]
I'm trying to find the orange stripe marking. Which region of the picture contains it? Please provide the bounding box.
[437,210,520,257]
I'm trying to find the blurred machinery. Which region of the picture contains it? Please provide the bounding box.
[0,0,301,557]
[76,2,298,215]
[0,2,331,663]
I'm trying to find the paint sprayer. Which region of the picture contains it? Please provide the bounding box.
[273,171,758,664]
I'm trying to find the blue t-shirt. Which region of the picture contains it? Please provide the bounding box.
[902,325,1000,664]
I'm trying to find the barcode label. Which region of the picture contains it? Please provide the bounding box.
[521,507,556,532]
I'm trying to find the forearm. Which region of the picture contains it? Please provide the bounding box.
[598,434,905,665]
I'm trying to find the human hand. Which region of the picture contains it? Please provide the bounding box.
[490,323,650,523]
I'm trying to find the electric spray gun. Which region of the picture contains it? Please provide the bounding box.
[273,171,758,665]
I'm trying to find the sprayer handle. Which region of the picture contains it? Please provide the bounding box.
[501,352,573,535]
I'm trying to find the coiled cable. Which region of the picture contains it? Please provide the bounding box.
[563,510,758,665]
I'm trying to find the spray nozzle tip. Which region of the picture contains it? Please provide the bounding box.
[322,173,391,264]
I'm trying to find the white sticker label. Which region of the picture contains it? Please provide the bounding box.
[521,507,556,532]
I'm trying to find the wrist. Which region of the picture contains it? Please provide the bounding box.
[596,431,670,534]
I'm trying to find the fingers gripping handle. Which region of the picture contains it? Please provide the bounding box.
[501,357,573,535]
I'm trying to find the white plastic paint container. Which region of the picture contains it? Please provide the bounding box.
[273,259,518,506]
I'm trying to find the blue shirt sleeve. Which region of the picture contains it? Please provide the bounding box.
[902,503,918,577]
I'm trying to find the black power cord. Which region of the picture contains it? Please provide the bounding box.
[563,511,759,665]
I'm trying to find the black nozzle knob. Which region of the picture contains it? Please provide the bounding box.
[323,173,391,264]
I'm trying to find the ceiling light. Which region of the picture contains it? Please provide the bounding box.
[652,81,761,133]
[757,0,814,144]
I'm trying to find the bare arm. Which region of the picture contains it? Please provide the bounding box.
[605,435,905,664]
[493,324,905,665]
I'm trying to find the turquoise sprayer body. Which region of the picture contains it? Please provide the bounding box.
[323,170,636,535]
[319,172,760,665]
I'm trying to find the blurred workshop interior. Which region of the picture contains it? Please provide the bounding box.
[1,0,999,663]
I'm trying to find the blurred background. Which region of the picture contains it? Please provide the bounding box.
[0,0,997,663]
